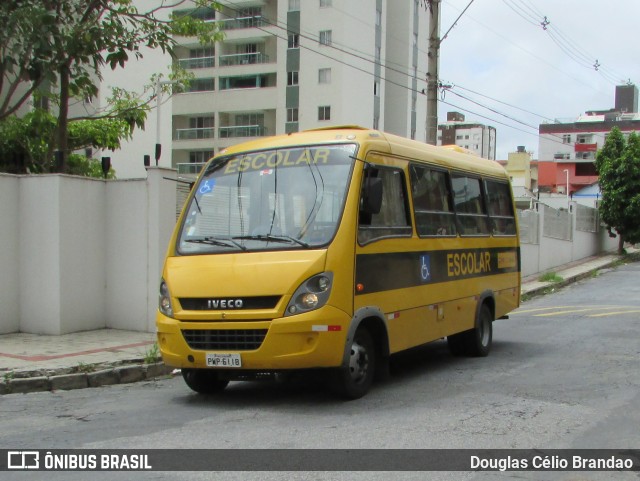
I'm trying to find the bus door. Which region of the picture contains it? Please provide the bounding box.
[354,155,443,354]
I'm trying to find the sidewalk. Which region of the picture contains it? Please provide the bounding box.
[1,249,637,395]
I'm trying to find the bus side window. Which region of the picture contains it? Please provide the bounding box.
[451,175,490,236]
[358,167,412,244]
[485,180,516,235]
[410,165,457,237]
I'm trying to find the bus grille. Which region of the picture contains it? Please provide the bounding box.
[182,329,268,351]
[179,296,280,311]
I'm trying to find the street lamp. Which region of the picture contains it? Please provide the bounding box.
[562,169,569,207]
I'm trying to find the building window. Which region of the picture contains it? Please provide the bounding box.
[376,9,382,26]
[288,34,300,49]
[318,68,331,84]
[287,108,299,122]
[190,116,215,138]
[320,0,332,7]
[374,81,380,97]
[287,71,299,86]
[189,151,215,163]
[188,78,215,92]
[288,0,300,11]
[318,106,331,121]
[319,30,332,46]
[562,134,572,144]
[219,75,269,90]
[175,7,216,21]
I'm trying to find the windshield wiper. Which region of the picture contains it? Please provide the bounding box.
[185,237,247,251]
[233,234,310,248]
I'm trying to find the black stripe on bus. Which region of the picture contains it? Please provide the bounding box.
[355,247,520,295]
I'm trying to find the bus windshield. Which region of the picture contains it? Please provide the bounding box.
[178,144,357,254]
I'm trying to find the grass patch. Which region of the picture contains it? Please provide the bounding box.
[538,272,563,283]
[73,362,95,373]
[144,342,160,364]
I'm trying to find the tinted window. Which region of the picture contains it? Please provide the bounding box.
[485,180,516,235]
[451,175,489,235]
[358,167,412,244]
[409,165,456,236]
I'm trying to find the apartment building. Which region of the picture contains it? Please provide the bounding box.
[537,84,640,195]
[436,111,497,160]
[170,0,429,176]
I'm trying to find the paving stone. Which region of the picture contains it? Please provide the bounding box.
[116,365,146,384]
[9,376,51,394]
[87,369,120,387]
[50,373,89,391]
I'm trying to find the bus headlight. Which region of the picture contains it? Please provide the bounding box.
[159,279,174,317]
[285,272,333,316]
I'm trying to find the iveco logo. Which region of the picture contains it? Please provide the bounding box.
[207,299,244,309]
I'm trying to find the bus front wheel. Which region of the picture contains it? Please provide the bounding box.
[181,368,229,394]
[332,327,376,400]
[448,304,493,357]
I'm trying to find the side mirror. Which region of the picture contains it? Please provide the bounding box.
[361,177,383,215]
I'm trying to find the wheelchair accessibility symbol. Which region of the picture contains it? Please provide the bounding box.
[420,254,431,282]
[198,179,215,195]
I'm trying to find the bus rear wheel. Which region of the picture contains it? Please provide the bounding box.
[332,327,376,400]
[448,304,493,357]
[181,368,229,394]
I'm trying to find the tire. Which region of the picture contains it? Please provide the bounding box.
[447,304,493,357]
[332,327,376,400]
[181,368,229,394]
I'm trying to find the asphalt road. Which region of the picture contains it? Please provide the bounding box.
[1,261,639,481]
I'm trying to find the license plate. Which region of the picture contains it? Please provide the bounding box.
[206,353,242,368]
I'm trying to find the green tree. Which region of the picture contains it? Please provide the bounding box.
[595,127,640,253]
[1,0,222,172]
[0,107,131,177]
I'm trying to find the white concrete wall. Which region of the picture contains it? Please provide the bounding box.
[19,176,63,334]
[105,179,149,332]
[519,205,619,277]
[58,176,107,333]
[0,175,20,334]
[1,168,176,334]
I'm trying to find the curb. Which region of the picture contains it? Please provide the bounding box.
[0,361,175,396]
[521,250,640,301]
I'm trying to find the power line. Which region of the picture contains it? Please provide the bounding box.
[215,1,597,154]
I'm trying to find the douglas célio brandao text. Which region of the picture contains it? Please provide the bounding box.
[470,454,634,471]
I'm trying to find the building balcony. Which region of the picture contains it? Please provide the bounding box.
[575,143,598,152]
[177,56,215,69]
[219,125,267,138]
[219,52,270,67]
[175,127,215,141]
[218,15,265,30]
[177,162,206,176]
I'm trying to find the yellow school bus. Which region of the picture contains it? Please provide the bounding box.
[157,126,520,399]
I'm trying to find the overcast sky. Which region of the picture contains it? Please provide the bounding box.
[435,0,640,159]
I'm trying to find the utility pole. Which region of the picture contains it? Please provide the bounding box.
[425,0,441,145]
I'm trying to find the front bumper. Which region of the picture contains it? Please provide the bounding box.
[156,305,349,370]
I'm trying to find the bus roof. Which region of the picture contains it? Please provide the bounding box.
[216,126,508,179]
